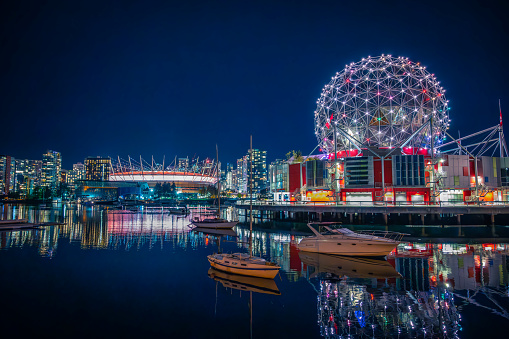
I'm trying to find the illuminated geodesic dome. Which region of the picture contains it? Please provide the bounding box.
[314,55,450,155]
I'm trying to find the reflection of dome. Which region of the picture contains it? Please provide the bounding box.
[314,55,450,154]
[316,280,460,338]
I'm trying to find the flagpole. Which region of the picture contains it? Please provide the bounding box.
[500,99,503,157]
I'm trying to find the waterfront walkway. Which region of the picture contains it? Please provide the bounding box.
[236,200,509,214]
[235,200,509,225]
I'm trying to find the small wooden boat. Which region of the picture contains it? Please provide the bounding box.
[208,253,280,279]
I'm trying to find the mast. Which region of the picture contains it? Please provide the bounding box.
[216,144,221,218]
[249,135,253,257]
[499,99,503,157]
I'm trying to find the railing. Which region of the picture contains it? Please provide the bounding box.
[353,230,408,242]
[235,199,509,208]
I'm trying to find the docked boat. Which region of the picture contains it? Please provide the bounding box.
[192,217,238,229]
[207,136,280,279]
[191,146,238,230]
[298,222,406,257]
[208,252,280,279]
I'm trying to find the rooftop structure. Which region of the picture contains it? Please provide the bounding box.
[315,55,450,155]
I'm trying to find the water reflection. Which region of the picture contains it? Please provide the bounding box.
[1,204,509,337]
[208,268,281,295]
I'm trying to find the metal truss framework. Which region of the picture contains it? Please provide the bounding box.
[109,156,219,183]
[437,124,508,158]
[315,55,450,154]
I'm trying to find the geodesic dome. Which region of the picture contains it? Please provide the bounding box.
[314,55,450,155]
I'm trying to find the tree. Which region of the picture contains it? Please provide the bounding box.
[286,150,304,164]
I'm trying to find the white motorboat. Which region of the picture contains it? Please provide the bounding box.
[207,136,280,279]
[298,222,406,257]
[192,217,238,229]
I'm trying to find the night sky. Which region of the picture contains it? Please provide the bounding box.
[2,0,509,168]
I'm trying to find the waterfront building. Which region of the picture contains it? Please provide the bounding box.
[225,163,235,192]
[0,155,15,195]
[66,162,85,192]
[60,169,68,184]
[269,159,289,193]
[236,156,248,193]
[41,150,62,192]
[85,157,111,181]
[14,159,43,195]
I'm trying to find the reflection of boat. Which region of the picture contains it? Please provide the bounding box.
[192,227,237,238]
[299,252,400,279]
[298,222,405,257]
[191,146,238,229]
[207,136,280,279]
[208,268,281,295]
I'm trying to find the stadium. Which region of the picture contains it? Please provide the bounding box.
[109,156,218,194]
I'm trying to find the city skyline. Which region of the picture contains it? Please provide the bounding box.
[2,1,509,168]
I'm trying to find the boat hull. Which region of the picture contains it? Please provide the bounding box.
[192,221,238,229]
[298,238,398,257]
[207,255,280,279]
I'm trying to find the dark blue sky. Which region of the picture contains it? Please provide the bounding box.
[1,0,509,168]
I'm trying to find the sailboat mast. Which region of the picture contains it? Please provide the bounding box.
[216,144,220,218]
[249,135,253,257]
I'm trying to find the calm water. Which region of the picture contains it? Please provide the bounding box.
[1,204,509,338]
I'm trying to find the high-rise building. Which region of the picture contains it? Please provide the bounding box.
[225,163,234,191]
[26,160,42,187]
[85,157,111,181]
[247,149,267,193]
[236,155,248,193]
[41,150,62,191]
[0,155,15,195]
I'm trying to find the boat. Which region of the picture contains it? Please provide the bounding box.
[208,252,281,279]
[298,252,400,279]
[191,145,238,229]
[298,222,406,257]
[0,219,28,224]
[0,221,64,231]
[207,136,281,279]
[168,206,188,215]
[207,268,281,295]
